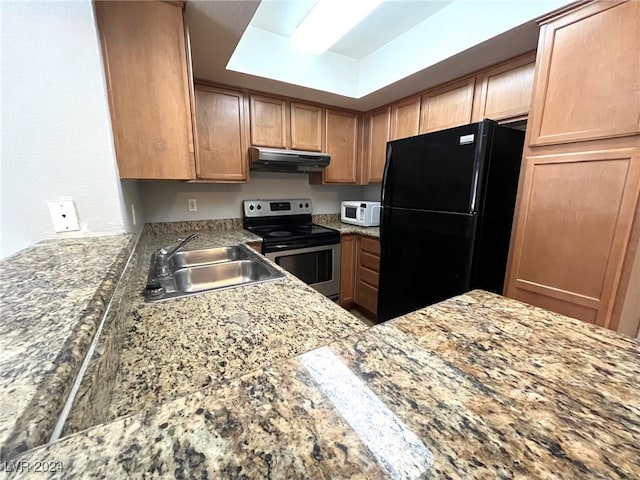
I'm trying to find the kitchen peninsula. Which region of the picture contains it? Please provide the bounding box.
[1,220,638,478]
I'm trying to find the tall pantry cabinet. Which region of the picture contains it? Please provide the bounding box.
[505,0,640,336]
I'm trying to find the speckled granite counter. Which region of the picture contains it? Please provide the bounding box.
[0,235,135,459]
[61,220,367,437]
[313,213,380,238]
[5,290,638,479]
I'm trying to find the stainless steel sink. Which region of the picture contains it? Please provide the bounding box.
[143,243,283,302]
[173,260,278,293]
[169,245,250,269]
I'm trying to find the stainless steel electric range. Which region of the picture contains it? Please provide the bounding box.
[243,199,340,300]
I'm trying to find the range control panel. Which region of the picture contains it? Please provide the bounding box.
[243,199,313,217]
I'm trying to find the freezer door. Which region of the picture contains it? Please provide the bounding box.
[381,122,487,214]
[377,208,478,322]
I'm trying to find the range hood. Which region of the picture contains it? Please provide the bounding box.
[248,147,330,173]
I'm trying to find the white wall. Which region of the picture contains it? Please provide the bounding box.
[140,172,365,223]
[0,0,128,258]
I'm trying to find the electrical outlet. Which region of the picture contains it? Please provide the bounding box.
[131,204,137,226]
[188,198,197,212]
[48,200,80,232]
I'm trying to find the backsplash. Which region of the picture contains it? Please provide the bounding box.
[137,171,365,223]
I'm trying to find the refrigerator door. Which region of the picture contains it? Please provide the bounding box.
[377,208,478,322]
[381,122,489,214]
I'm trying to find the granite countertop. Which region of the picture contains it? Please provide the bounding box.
[67,220,368,431]
[0,234,136,459]
[5,290,639,479]
[313,214,380,238]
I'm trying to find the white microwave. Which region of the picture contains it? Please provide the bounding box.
[341,201,381,227]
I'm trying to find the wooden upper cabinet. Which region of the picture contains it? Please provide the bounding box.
[365,107,391,184]
[390,96,421,140]
[528,1,640,146]
[249,95,288,148]
[419,77,475,134]
[94,1,195,179]
[321,109,359,183]
[290,103,323,151]
[193,84,248,182]
[473,52,536,123]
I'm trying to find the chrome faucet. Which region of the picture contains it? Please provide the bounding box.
[154,233,198,277]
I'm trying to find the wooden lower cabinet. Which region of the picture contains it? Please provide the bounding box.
[506,140,640,328]
[193,84,248,181]
[355,236,381,317]
[339,234,357,307]
[246,241,263,254]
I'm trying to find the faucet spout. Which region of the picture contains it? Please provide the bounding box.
[154,233,198,277]
[166,233,198,260]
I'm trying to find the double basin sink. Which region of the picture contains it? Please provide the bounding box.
[144,244,284,302]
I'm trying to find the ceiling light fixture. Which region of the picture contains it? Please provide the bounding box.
[290,0,383,55]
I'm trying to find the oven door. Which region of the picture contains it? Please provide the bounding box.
[265,244,340,300]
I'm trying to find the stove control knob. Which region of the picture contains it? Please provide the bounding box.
[249,205,254,211]
[299,203,303,208]
[257,205,262,210]
[305,203,309,208]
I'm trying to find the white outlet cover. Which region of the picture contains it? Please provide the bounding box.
[188,198,197,212]
[48,200,80,232]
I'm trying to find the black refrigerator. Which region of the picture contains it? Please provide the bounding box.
[377,119,525,322]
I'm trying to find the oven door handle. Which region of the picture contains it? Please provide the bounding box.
[268,244,297,251]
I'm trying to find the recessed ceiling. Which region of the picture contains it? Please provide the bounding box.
[185,1,571,111]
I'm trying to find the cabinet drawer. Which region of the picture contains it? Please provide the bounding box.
[359,251,380,273]
[360,236,380,256]
[356,281,378,314]
[358,266,379,288]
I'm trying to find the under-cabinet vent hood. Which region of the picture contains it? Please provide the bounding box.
[248,147,330,173]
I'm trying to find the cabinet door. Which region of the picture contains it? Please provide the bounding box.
[506,146,640,328]
[249,95,288,148]
[473,53,536,123]
[95,1,195,179]
[390,96,421,140]
[194,85,248,182]
[323,109,358,183]
[528,1,640,146]
[355,236,380,316]
[419,78,475,134]
[290,103,323,151]
[365,107,391,184]
[339,234,357,307]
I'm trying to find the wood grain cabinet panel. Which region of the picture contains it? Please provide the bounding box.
[339,234,357,307]
[529,1,640,146]
[507,146,640,327]
[390,96,421,140]
[193,85,248,182]
[365,107,391,184]
[322,109,358,183]
[290,103,323,151]
[473,53,536,123]
[355,236,381,317]
[505,0,640,336]
[94,1,195,179]
[249,95,288,148]
[419,78,475,134]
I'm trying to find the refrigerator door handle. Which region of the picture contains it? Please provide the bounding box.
[381,143,393,206]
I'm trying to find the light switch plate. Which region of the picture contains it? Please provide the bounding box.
[48,200,80,232]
